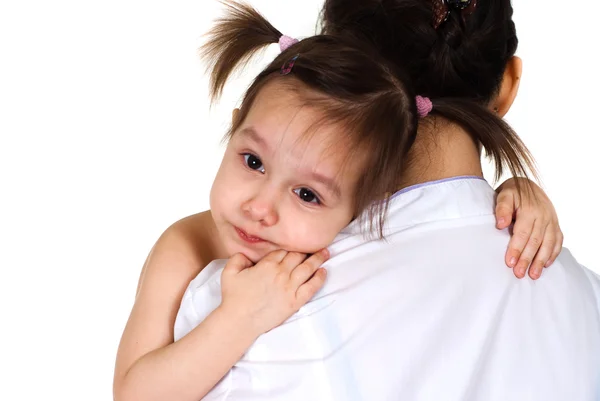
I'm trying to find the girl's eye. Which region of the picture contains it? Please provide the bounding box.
[243,154,265,173]
[294,187,321,205]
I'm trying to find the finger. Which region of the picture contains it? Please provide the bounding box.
[290,249,329,287]
[223,253,254,275]
[546,230,564,267]
[261,249,288,264]
[281,252,308,273]
[528,226,555,280]
[295,268,327,306]
[514,220,545,279]
[505,214,535,269]
[495,191,515,229]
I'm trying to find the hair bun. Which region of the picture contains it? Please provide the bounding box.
[446,0,473,11]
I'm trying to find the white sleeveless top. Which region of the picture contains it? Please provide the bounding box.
[175,177,600,401]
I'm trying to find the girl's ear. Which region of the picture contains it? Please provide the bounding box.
[231,108,240,125]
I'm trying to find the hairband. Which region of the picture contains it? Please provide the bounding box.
[416,96,433,118]
[279,34,300,75]
[279,35,298,52]
[432,0,477,29]
[280,54,299,76]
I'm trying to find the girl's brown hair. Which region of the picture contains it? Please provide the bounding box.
[203,1,420,236]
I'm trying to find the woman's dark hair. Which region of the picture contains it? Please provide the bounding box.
[321,0,537,186]
[203,1,420,236]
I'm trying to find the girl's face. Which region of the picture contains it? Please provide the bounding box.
[210,81,364,262]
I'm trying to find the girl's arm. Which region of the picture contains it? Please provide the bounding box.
[113,211,231,401]
[494,178,563,280]
[113,212,328,401]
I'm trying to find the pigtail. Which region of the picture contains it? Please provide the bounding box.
[203,1,283,103]
[431,98,538,190]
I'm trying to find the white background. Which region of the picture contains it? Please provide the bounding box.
[0,1,598,400]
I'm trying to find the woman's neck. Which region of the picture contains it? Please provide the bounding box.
[397,118,484,190]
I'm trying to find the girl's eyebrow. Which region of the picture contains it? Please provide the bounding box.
[305,170,342,199]
[240,127,269,152]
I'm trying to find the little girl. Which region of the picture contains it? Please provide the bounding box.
[114,2,562,400]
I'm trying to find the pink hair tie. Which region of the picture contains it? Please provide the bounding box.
[279,35,299,52]
[416,95,433,118]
